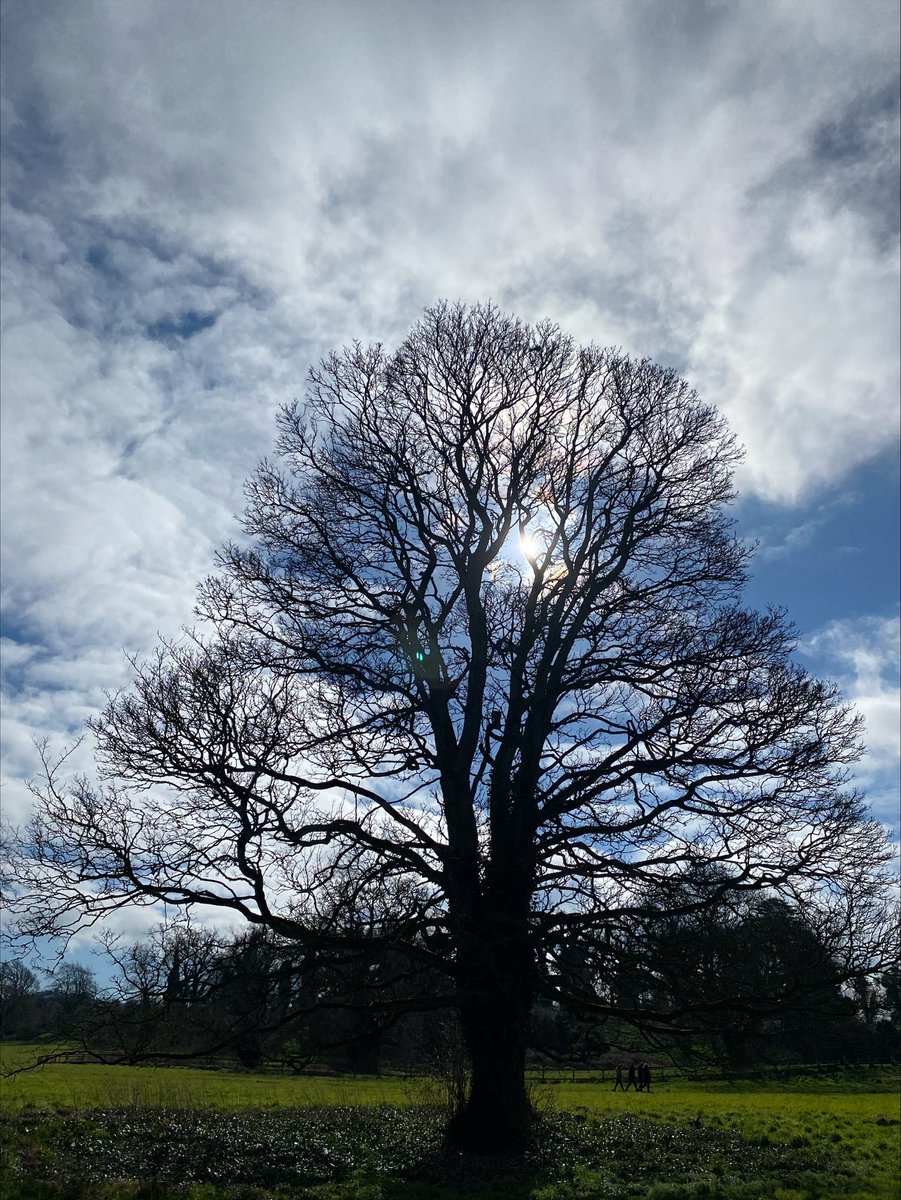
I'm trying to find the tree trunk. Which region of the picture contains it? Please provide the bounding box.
[448,991,534,1153]
[445,895,537,1154]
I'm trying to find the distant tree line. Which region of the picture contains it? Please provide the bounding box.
[3,885,898,1074]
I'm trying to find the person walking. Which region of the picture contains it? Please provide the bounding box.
[612,1064,625,1092]
[626,1063,638,1091]
[640,1062,652,1092]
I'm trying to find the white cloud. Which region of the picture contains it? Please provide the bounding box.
[802,614,901,818]
[1,0,898,853]
[692,204,899,503]
[3,4,897,490]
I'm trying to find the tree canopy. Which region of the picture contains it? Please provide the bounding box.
[6,301,894,1152]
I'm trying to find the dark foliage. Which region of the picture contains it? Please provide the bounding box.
[0,1106,859,1196]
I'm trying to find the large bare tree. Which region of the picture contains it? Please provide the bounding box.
[8,302,893,1151]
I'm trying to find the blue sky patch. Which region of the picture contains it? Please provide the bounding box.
[146,310,218,344]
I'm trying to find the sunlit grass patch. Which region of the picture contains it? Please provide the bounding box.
[539,1083,900,1199]
[0,1044,411,1111]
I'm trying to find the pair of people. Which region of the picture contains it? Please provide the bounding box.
[612,1061,651,1092]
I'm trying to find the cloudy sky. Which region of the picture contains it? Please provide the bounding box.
[2,0,899,935]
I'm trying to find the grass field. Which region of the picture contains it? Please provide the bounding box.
[2,1044,899,1200]
[0,1041,411,1110]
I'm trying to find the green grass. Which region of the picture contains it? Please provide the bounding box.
[2,1045,899,1200]
[545,1084,900,1199]
[0,1043,413,1110]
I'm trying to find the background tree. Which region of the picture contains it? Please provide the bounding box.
[6,302,893,1152]
[42,963,98,1041]
[581,868,864,1069]
[0,960,40,1040]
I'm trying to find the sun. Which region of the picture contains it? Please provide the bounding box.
[519,532,541,561]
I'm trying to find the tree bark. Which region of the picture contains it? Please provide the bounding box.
[448,987,534,1153]
[446,876,537,1154]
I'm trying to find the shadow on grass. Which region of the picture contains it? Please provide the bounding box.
[1,1105,864,1200]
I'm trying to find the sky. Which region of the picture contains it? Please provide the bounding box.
[1,0,899,958]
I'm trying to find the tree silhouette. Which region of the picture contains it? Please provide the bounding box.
[8,302,893,1152]
[591,867,866,1068]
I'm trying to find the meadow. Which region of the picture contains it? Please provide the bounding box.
[2,1044,899,1200]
